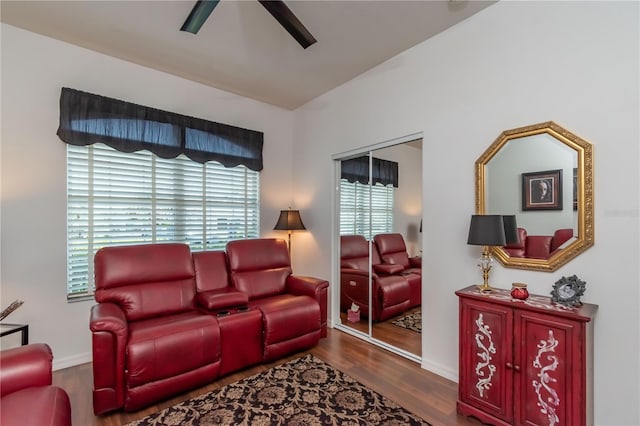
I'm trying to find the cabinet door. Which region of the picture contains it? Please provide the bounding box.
[514,311,584,426]
[459,298,513,423]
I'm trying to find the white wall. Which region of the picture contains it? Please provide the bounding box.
[292,2,639,425]
[0,24,296,366]
[374,142,423,256]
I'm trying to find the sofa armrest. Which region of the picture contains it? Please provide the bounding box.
[0,343,53,397]
[373,264,405,275]
[286,275,329,298]
[287,275,329,337]
[90,302,128,336]
[89,302,129,415]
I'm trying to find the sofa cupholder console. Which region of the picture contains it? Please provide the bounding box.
[90,239,329,415]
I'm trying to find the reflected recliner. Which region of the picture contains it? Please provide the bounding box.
[340,235,410,321]
[373,233,422,307]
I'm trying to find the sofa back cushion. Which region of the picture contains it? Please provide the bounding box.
[340,235,383,270]
[193,250,230,292]
[551,228,574,252]
[94,243,196,321]
[226,239,292,300]
[374,233,410,268]
[526,236,553,259]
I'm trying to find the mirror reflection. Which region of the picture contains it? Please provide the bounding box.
[338,138,422,358]
[477,121,594,271]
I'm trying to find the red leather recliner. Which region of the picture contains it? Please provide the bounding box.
[226,238,329,361]
[340,235,411,321]
[0,343,72,426]
[90,243,222,414]
[373,233,422,307]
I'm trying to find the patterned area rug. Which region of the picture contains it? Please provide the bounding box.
[126,354,429,426]
[391,309,422,333]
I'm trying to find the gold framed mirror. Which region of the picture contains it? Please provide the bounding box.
[476,121,593,272]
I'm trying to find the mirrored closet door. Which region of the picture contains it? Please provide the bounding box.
[335,135,423,360]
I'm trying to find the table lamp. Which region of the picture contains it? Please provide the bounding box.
[467,214,518,292]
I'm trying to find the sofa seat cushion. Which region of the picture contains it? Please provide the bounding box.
[196,288,249,311]
[249,295,320,345]
[1,386,71,426]
[127,312,220,388]
[377,276,411,307]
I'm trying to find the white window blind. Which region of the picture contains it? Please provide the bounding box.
[67,143,259,298]
[339,180,393,238]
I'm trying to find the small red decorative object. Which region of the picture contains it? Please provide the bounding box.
[510,283,529,300]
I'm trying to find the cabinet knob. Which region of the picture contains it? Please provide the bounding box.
[514,364,521,372]
[506,362,513,369]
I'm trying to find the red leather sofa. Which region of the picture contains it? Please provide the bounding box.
[340,235,420,321]
[90,239,328,415]
[0,343,72,426]
[503,228,573,259]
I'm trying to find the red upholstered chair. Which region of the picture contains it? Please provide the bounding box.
[340,235,411,321]
[90,243,222,414]
[0,343,72,426]
[226,238,329,361]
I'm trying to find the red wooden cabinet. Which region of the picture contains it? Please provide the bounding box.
[456,286,597,426]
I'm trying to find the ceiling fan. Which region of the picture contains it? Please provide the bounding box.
[180,0,317,49]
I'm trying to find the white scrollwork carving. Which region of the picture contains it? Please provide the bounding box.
[532,330,560,425]
[474,313,497,398]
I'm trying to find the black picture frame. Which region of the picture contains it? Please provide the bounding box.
[522,169,563,211]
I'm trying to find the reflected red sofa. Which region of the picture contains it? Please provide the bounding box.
[90,239,328,415]
[0,343,72,426]
[503,228,573,259]
[340,235,414,321]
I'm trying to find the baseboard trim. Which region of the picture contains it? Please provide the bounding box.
[53,351,91,371]
[421,358,458,383]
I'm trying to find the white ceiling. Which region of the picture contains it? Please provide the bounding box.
[1,0,494,110]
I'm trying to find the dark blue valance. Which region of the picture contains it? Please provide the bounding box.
[341,156,399,188]
[56,87,263,171]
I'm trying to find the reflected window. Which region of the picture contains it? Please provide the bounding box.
[339,180,393,238]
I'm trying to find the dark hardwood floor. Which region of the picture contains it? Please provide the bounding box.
[53,328,483,426]
[340,306,422,356]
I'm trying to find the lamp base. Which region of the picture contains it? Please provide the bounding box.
[476,283,494,293]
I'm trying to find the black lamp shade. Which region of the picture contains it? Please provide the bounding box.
[502,215,520,245]
[467,215,506,246]
[274,209,306,231]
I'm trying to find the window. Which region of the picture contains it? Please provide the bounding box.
[339,180,394,238]
[66,143,259,298]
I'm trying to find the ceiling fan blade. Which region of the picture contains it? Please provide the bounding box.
[181,0,220,34]
[258,0,317,49]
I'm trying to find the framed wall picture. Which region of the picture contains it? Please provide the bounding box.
[522,169,563,211]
